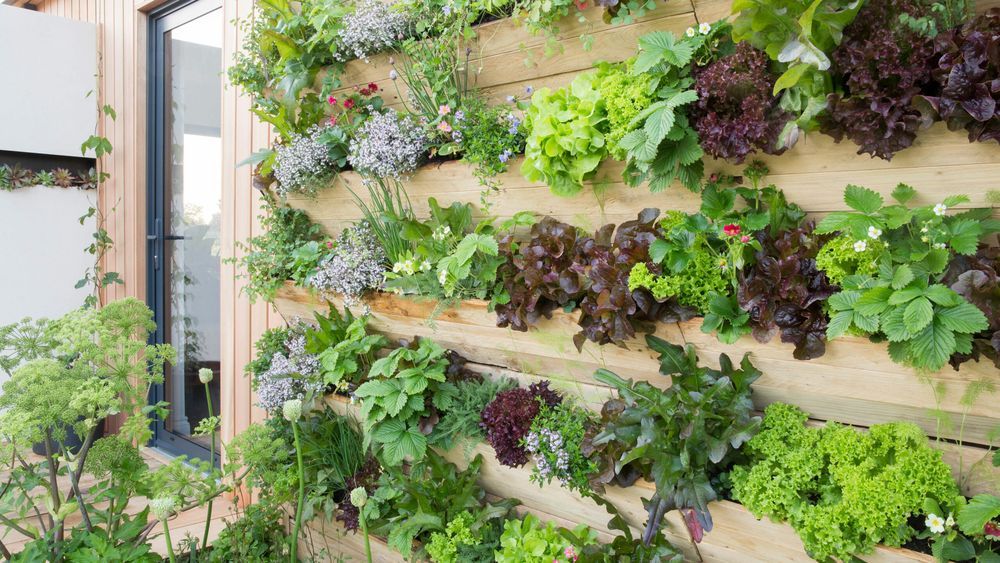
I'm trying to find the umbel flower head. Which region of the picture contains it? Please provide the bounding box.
[283,398,303,422]
[198,368,214,384]
[149,497,176,521]
[350,486,368,508]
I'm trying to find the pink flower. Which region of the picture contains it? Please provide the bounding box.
[985,521,1000,540]
[325,240,334,249]
[723,224,742,236]
[564,546,577,560]
[740,235,750,243]
[438,104,451,116]
[328,116,337,126]
[327,96,337,106]
[367,82,379,92]
[343,99,356,110]
[437,121,453,133]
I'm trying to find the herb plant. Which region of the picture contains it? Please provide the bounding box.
[309,221,387,307]
[456,96,527,201]
[481,381,562,467]
[336,0,411,62]
[520,72,609,196]
[524,401,599,496]
[347,110,430,179]
[586,336,761,544]
[272,124,336,197]
[354,338,457,466]
[431,376,517,452]
[496,513,599,563]
[304,304,387,393]
[731,403,959,561]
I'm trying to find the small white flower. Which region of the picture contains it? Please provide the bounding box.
[432,224,451,241]
[149,497,176,521]
[867,226,882,240]
[283,399,302,422]
[926,513,946,534]
[699,22,711,34]
[921,236,930,243]
[921,226,929,233]
[853,240,868,253]
[438,269,448,285]
[685,27,696,37]
[933,203,948,216]
[933,242,946,250]
[198,368,214,384]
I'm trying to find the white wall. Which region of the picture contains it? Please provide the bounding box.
[0,186,95,383]
[0,6,96,157]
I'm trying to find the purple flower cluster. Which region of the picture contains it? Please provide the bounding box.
[273,125,333,196]
[310,222,387,307]
[347,111,429,179]
[254,329,324,413]
[525,427,571,482]
[337,0,410,63]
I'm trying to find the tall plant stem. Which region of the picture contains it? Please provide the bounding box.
[290,421,305,563]
[43,430,61,546]
[162,518,177,563]
[201,382,216,551]
[360,510,373,563]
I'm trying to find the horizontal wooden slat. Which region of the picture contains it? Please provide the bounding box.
[275,284,1000,454]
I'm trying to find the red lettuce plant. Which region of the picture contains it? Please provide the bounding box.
[691,42,790,163]
[738,223,837,360]
[916,9,1000,145]
[494,217,586,332]
[820,0,936,159]
[480,381,562,467]
[494,210,696,350]
[943,246,1000,370]
[571,208,697,350]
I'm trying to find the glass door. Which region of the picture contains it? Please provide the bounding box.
[148,0,223,462]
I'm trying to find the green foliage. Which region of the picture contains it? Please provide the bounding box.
[227,421,296,504]
[365,452,516,559]
[245,326,292,383]
[521,72,608,197]
[701,292,752,344]
[731,0,863,136]
[456,96,527,203]
[819,185,997,370]
[230,199,323,303]
[731,403,960,561]
[628,253,727,313]
[525,401,599,496]
[296,407,367,522]
[426,511,478,563]
[598,62,654,161]
[354,338,457,466]
[204,503,288,563]
[815,233,885,285]
[0,316,57,377]
[426,508,509,563]
[495,513,599,563]
[611,30,706,192]
[304,304,387,392]
[430,376,517,452]
[588,337,761,543]
[384,199,507,303]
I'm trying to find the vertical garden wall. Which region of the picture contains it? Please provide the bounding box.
[230,0,1000,561]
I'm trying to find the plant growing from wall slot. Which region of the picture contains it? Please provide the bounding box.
[78,104,123,307]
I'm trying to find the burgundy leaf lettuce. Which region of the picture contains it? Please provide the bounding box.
[916,9,1000,145]
[480,383,563,467]
[943,246,1000,369]
[820,0,936,159]
[738,223,836,360]
[691,42,791,163]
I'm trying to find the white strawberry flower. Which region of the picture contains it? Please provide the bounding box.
[699,22,711,34]
[685,27,696,37]
[867,226,882,240]
[853,240,867,253]
[933,203,947,216]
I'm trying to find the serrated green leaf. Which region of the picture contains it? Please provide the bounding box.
[827,290,860,312]
[881,307,910,342]
[910,319,956,371]
[816,212,853,234]
[948,219,983,255]
[887,286,925,306]
[903,297,934,333]
[936,302,989,334]
[891,183,916,203]
[852,311,880,333]
[957,494,1000,535]
[855,287,894,316]
[924,284,963,306]
[844,185,884,213]
[826,310,855,339]
[891,265,914,290]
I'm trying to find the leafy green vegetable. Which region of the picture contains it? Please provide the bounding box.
[305,304,387,393]
[521,72,608,196]
[495,513,599,563]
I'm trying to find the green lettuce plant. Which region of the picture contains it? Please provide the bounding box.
[521,72,608,197]
[819,184,996,371]
[495,513,598,563]
[586,336,761,544]
[731,403,959,561]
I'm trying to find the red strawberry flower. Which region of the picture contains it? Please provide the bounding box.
[344,99,356,110]
[985,521,1000,540]
[723,224,742,237]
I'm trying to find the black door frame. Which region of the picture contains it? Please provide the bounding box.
[146,0,222,463]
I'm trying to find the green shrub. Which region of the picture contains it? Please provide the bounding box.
[495,513,598,563]
[731,403,959,561]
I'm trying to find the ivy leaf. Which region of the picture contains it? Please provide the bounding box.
[843,185,884,213]
[902,297,934,333]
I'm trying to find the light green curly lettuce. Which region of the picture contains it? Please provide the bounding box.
[521,72,608,197]
[815,233,886,286]
[731,403,959,561]
[628,255,727,313]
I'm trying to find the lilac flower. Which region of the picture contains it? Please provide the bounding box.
[348,111,429,179]
[310,222,387,306]
[525,85,534,95]
[337,0,410,62]
[273,125,333,196]
[499,149,512,163]
[454,110,465,121]
[254,327,324,413]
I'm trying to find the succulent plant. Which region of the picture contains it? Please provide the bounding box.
[52,168,76,188]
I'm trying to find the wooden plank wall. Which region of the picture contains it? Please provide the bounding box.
[30,0,276,443]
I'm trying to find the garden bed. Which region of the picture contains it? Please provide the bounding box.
[320,394,933,562]
[274,283,1000,456]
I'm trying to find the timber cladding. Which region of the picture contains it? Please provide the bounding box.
[272,1,1000,560]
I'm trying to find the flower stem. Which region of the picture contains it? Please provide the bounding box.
[290,421,305,563]
[202,382,216,551]
[360,510,373,563]
[163,519,176,563]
